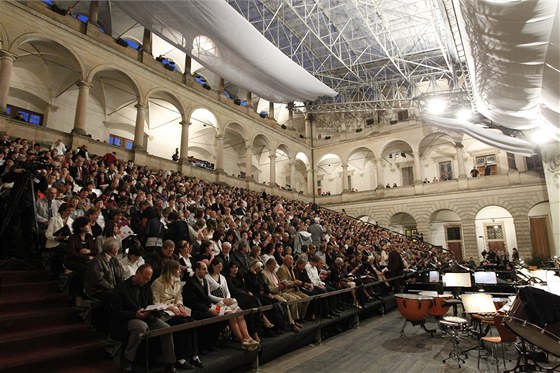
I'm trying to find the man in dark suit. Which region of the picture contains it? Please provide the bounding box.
[232,240,251,277]
[112,264,177,373]
[182,261,224,351]
[217,241,233,268]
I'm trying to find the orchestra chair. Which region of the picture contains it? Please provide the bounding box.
[478,314,517,372]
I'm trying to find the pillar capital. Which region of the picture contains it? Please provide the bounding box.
[0,50,17,62]
[77,80,93,89]
[134,103,147,110]
[179,120,190,126]
[268,154,277,160]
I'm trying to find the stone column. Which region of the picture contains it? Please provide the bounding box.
[375,159,384,189]
[542,144,560,256]
[290,160,296,190]
[268,101,275,120]
[215,135,224,172]
[0,51,16,111]
[305,114,312,140]
[307,167,314,195]
[88,1,99,25]
[342,163,349,192]
[413,151,423,184]
[219,78,225,101]
[133,103,147,150]
[245,145,253,180]
[288,102,294,129]
[179,121,190,162]
[72,81,93,135]
[142,28,152,55]
[455,142,467,179]
[269,153,277,187]
[245,91,252,107]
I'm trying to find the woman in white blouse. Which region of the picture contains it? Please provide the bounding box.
[45,202,74,277]
[151,261,203,370]
[206,257,259,349]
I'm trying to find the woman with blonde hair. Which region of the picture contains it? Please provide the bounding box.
[152,261,204,369]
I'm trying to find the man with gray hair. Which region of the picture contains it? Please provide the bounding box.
[85,237,126,303]
[232,239,251,276]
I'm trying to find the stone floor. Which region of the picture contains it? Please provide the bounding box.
[260,310,522,373]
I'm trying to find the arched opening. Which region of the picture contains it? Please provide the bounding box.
[189,108,218,170]
[388,212,416,236]
[251,134,271,184]
[10,36,83,131]
[223,123,246,178]
[419,132,459,182]
[475,206,516,261]
[347,146,376,192]
[429,209,463,261]
[275,144,291,188]
[145,91,184,159]
[316,153,342,195]
[380,140,414,187]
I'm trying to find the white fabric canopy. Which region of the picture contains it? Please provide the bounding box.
[422,113,536,157]
[116,0,337,103]
[458,0,559,143]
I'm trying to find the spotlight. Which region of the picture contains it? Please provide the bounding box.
[426,98,446,115]
[401,152,406,158]
[389,154,392,159]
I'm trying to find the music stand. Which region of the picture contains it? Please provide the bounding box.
[442,272,472,316]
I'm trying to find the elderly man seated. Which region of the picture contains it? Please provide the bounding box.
[261,258,302,332]
[276,255,310,322]
[112,264,177,373]
[85,237,126,304]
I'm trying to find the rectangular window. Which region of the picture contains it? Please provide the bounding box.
[446,226,461,241]
[108,134,133,150]
[402,166,414,186]
[6,104,43,126]
[526,153,543,171]
[507,152,517,170]
[439,161,453,181]
[475,154,498,175]
[486,225,504,240]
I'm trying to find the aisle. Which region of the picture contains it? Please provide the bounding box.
[259,310,510,373]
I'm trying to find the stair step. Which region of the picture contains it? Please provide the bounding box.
[0,323,92,357]
[0,293,67,312]
[0,270,48,284]
[0,307,80,332]
[0,339,110,372]
[0,280,59,299]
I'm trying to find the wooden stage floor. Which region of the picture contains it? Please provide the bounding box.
[260,309,518,373]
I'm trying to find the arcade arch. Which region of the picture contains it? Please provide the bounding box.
[380,140,414,187]
[347,146,376,191]
[316,153,342,195]
[429,209,463,260]
[475,206,517,260]
[388,212,416,235]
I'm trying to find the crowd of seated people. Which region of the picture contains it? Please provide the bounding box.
[0,136,458,371]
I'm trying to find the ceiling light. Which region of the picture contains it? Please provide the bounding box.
[426,98,446,115]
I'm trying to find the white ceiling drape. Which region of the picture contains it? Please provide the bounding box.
[116,0,337,103]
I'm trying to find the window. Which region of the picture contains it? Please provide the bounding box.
[526,153,543,171]
[401,166,413,186]
[446,226,461,241]
[507,152,517,170]
[486,225,504,240]
[109,134,134,150]
[6,104,43,126]
[475,154,498,175]
[439,161,453,181]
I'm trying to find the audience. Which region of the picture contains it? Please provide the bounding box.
[0,135,459,368]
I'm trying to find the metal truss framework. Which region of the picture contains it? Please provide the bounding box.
[227,0,464,113]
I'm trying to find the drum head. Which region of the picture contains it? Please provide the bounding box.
[396,293,433,301]
[443,316,467,324]
[419,291,452,298]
